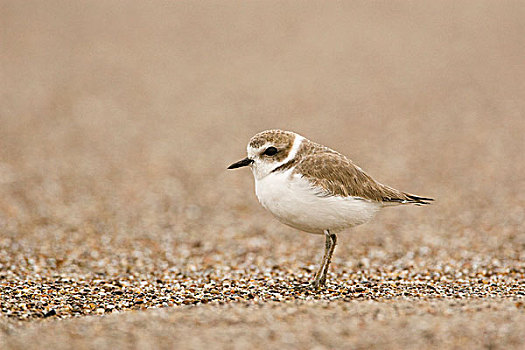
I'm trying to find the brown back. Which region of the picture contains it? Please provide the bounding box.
[291,140,432,204]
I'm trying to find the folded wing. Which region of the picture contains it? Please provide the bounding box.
[292,152,433,205]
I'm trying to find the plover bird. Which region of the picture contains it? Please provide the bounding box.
[228,129,433,288]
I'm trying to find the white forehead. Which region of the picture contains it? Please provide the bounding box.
[247,142,270,158]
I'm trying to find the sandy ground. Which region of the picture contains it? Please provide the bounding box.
[0,1,524,349]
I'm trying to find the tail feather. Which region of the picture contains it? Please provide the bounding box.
[382,193,434,205]
[404,194,434,205]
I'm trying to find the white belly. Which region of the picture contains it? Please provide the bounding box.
[254,170,380,234]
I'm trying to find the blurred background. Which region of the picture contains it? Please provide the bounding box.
[0,1,524,278]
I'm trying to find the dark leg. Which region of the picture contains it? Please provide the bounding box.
[319,231,337,285]
[312,231,331,286]
[312,230,337,288]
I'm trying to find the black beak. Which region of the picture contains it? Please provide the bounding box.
[227,157,254,169]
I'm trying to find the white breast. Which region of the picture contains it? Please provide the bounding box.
[254,169,381,234]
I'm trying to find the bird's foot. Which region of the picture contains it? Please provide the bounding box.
[310,277,326,290]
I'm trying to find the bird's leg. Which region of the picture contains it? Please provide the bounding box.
[312,230,337,288]
[319,230,337,286]
[312,232,331,285]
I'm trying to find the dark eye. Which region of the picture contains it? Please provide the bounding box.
[263,146,278,156]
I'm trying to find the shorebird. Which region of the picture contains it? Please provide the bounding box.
[228,129,433,288]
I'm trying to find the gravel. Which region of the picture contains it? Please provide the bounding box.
[0,266,523,320]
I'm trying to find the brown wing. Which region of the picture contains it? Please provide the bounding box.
[293,152,433,204]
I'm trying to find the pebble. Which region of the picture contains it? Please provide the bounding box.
[0,263,523,320]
